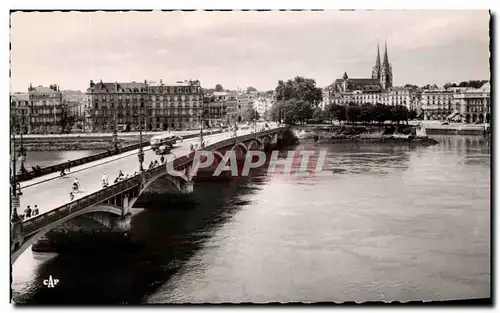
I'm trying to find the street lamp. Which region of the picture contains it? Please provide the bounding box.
[18,110,26,175]
[199,107,204,148]
[112,106,118,153]
[138,106,144,171]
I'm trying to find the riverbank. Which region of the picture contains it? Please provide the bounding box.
[294,125,439,146]
[306,121,488,136]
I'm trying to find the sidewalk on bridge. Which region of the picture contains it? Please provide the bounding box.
[18,130,237,190]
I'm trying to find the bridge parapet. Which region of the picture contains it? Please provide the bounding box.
[20,176,142,238]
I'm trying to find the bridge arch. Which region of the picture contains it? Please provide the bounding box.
[231,142,248,154]
[127,172,189,209]
[12,204,123,264]
[247,138,263,150]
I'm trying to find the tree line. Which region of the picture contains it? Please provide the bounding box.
[443,80,489,89]
[267,76,419,126]
[320,103,417,125]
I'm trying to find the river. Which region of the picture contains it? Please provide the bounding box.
[21,150,105,170]
[11,135,490,303]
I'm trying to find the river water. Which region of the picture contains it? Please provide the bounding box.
[21,150,105,170]
[11,135,490,303]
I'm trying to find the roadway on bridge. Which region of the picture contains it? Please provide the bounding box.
[17,128,263,220]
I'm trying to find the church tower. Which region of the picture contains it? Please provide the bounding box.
[380,41,393,90]
[371,43,381,80]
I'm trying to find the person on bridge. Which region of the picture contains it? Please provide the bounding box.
[67,160,71,172]
[154,160,159,167]
[69,191,75,201]
[189,143,194,152]
[33,205,39,216]
[25,205,32,218]
[60,168,66,177]
[73,178,80,192]
[102,174,109,188]
[160,155,165,164]
[118,170,124,180]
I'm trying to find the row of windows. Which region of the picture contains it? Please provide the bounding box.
[94,110,197,116]
[29,94,60,98]
[94,117,195,123]
[94,103,202,109]
[422,95,453,100]
[30,117,61,123]
[147,87,201,94]
[91,95,202,101]
[91,87,202,97]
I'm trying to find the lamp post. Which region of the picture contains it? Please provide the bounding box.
[112,107,118,153]
[199,107,204,148]
[18,110,26,175]
[138,107,144,171]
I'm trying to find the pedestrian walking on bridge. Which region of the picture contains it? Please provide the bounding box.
[25,205,32,218]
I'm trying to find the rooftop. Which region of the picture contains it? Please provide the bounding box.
[11,92,29,101]
[29,86,60,94]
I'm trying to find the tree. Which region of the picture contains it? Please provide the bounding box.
[443,82,458,89]
[404,84,419,89]
[346,103,361,124]
[311,107,327,123]
[390,105,409,125]
[282,100,313,125]
[246,86,257,93]
[360,103,375,124]
[215,84,224,92]
[275,76,323,106]
[269,101,285,122]
[372,103,391,126]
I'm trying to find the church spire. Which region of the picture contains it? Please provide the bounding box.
[375,42,381,68]
[372,42,382,80]
[383,40,389,66]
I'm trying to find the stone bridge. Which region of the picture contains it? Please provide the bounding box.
[11,127,285,263]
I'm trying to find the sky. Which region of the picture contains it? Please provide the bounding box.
[10,10,490,92]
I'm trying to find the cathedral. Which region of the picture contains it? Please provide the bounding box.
[371,41,393,90]
[333,41,393,93]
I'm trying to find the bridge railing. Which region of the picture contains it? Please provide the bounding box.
[20,176,142,237]
[15,129,224,183]
[18,127,284,238]
[168,127,284,171]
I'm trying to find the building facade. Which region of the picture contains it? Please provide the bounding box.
[224,92,240,124]
[420,82,490,123]
[10,92,30,134]
[87,79,203,132]
[203,91,228,127]
[28,84,64,134]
